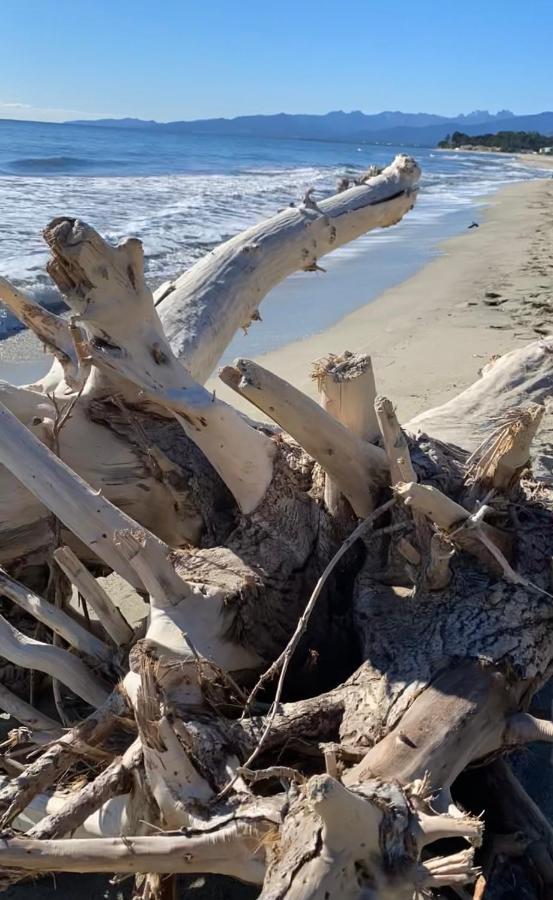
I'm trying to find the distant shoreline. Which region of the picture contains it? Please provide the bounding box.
[439,145,553,159]
[438,145,513,155]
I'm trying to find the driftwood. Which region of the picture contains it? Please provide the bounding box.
[0,154,551,898]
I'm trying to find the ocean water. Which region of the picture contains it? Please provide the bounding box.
[0,118,548,346]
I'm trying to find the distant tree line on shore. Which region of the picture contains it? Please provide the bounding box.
[438,130,552,152]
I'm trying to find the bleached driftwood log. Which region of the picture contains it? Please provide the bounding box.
[156,154,421,382]
[0,155,552,898]
[219,357,387,515]
[407,338,553,451]
[0,156,419,578]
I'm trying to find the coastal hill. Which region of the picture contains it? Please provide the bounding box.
[439,130,553,153]
[67,108,553,146]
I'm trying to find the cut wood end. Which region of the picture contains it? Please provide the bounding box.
[310,351,373,390]
[218,365,242,391]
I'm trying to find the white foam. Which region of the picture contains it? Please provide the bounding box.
[0,145,545,338]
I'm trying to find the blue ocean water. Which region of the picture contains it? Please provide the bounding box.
[0,118,548,344]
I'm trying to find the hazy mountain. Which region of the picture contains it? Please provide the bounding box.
[69,109,454,138]
[456,109,514,122]
[361,111,553,146]
[67,108,553,146]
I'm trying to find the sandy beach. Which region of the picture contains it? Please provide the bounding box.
[210,162,553,426]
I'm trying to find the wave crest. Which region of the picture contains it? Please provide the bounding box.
[7,156,125,174]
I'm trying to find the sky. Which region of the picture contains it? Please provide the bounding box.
[1,0,552,123]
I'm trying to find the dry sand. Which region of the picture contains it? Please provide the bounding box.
[212,169,553,425]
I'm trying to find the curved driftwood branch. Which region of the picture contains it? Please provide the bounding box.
[0,276,75,373]
[156,154,420,382]
[220,358,388,515]
[0,568,111,663]
[0,614,109,708]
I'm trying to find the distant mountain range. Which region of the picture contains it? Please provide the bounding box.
[67,110,553,146]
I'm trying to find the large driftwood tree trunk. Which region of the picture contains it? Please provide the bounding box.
[0,154,552,899]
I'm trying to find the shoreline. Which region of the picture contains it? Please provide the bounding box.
[211,170,553,423]
[1,162,552,427]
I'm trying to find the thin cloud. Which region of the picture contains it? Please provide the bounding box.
[0,100,124,120]
[0,101,33,109]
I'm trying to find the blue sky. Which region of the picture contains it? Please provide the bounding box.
[1,0,552,122]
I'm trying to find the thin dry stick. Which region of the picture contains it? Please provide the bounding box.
[242,497,397,717]
[215,499,400,802]
[450,506,553,600]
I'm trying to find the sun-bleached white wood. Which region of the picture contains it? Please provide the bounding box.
[0,614,108,707]
[157,155,420,382]
[220,358,388,516]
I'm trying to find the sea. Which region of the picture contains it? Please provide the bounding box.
[0,118,549,356]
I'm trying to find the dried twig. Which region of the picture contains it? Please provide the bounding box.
[214,499,400,801]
